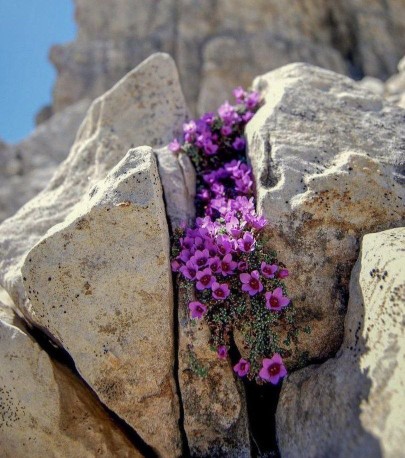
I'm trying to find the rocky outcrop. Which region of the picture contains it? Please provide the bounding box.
[21,147,181,456]
[0,303,140,457]
[177,280,250,457]
[0,53,187,319]
[50,0,405,114]
[385,55,405,109]
[246,63,405,367]
[0,99,90,222]
[276,227,405,457]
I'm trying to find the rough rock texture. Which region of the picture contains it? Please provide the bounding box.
[0,99,90,222]
[246,63,405,366]
[385,55,405,109]
[21,147,181,456]
[276,227,405,457]
[155,146,196,229]
[177,281,250,457]
[0,303,140,457]
[0,53,187,319]
[50,0,405,114]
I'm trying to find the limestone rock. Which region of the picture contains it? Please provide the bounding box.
[50,0,405,114]
[177,280,250,457]
[385,55,405,109]
[0,99,90,222]
[276,227,405,457]
[155,147,196,228]
[21,147,181,456]
[246,63,405,366]
[0,302,140,457]
[0,53,187,320]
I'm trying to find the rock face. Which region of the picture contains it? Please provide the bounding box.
[0,99,90,222]
[0,303,139,457]
[177,281,250,457]
[155,146,196,229]
[0,53,187,319]
[246,63,405,366]
[21,147,181,456]
[50,0,405,114]
[276,227,405,457]
[385,55,405,109]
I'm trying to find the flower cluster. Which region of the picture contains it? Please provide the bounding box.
[170,87,292,383]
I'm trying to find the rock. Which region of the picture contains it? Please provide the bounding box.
[385,55,405,109]
[0,53,187,319]
[0,99,90,222]
[246,63,405,366]
[276,227,405,457]
[0,302,140,457]
[155,147,196,228]
[50,0,405,114]
[177,280,250,457]
[357,76,385,96]
[21,147,181,456]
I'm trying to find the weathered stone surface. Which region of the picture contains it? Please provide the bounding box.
[155,146,196,228]
[50,0,405,114]
[385,55,405,109]
[246,63,405,366]
[0,99,90,222]
[21,147,181,456]
[177,281,250,457]
[0,53,187,320]
[276,227,405,458]
[0,302,140,457]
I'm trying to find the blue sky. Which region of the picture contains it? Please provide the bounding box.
[0,0,76,143]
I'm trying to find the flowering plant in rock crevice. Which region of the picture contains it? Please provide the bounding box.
[170,87,305,384]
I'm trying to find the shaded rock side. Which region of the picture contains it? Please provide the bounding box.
[276,227,405,458]
[177,280,250,457]
[0,99,90,223]
[0,53,187,323]
[0,303,140,458]
[21,147,181,457]
[246,63,405,367]
[155,147,196,229]
[51,0,405,114]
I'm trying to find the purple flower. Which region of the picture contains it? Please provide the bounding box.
[169,138,181,153]
[179,249,191,263]
[233,86,246,103]
[208,256,221,274]
[204,140,219,156]
[277,268,289,279]
[220,253,237,276]
[233,358,250,377]
[183,120,197,134]
[190,249,209,269]
[217,346,228,359]
[240,270,263,296]
[245,91,260,110]
[221,125,233,136]
[212,282,230,300]
[238,232,256,252]
[232,137,246,151]
[188,301,207,319]
[218,101,238,125]
[261,262,278,279]
[196,268,215,290]
[179,260,198,281]
[216,235,233,256]
[259,354,287,384]
[265,287,290,311]
[246,213,267,230]
[238,261,248,272]
[171,259,181,272]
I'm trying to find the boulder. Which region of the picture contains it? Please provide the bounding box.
[246,63,405,366]
[385,55,405,109]
[21,147,181,456]
[155,146,196,229]
[0,302,140,457]
[0,99,90,222]
[50,0,405,114]
[177,280,250,457]
[276,227,405,457]
[0,53,187,321]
